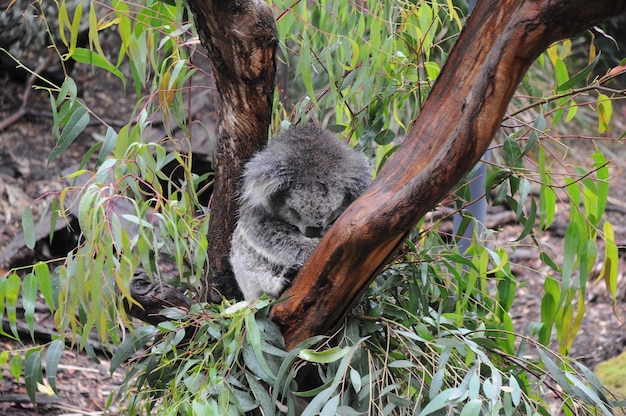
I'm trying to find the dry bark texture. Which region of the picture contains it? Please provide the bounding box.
[269,0,626,349]
[185,0,278,301]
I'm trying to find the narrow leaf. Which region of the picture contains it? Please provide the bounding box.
[244,372,275,416]
[5,273,21,337]
[556,53,601,92]
[10,354,22,380]
[419,388,456,416]
[49,106,90,164]
[460,399,483,416]
[22,273,37,341]
[34,262,54,312]
[72,48,125,86]
[298,346,349,364]
[45,339,64,393]
[24,349,43,403]
[22,206,36,249]
[110,327,156,372]
[320,394,340,416]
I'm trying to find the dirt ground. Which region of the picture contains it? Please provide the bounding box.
[1,51,626,415]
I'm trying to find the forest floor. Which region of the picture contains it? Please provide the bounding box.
[1,56,626,414]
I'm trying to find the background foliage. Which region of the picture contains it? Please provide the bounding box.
[1,0,625,414]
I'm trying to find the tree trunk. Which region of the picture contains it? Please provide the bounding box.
[185,0,278,301]
[269,0,626,349]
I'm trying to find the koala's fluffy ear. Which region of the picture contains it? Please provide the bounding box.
[341,156,373,201]
[343,175,372,201]
[240,154,292,209]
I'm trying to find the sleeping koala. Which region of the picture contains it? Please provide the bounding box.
[230,125,372,300]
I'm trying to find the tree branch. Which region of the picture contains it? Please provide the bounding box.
[270,0,626,349]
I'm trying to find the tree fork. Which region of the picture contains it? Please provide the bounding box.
[269,0,626,349]
[185,0,278,301]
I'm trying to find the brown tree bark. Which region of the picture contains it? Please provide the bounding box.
[185,0,278,301]
[269,0,626,349]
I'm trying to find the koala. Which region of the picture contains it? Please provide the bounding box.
[230,125,372,300]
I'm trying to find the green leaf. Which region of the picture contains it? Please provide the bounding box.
[540,251,561,273]
[388,359,414,368]
[244,371,275,416]
[22,206,36,249]
[554,58,569,87]
[349,368,362,393]
[561,222,580,301]
[508,375,522,406]
[516,197,536,241]
[538,147,556,229]
[556,53,601,92]
[72,48,126,86]
[5,273,21,337]
[58,77,78,102]
[564,371,611,414]
[515,178,531,218]
[22,273,37,341]
[242,342,275,384]
[34,262,54,312]
[49,198,59,243]
[302,386,336,416]
[540,292,557,323]
[503,137,522,168]
[575,361,610,403]
[599,221,619,302]
[273,335,325,404]
[537,349,575,397]
[10,354,22,380]
[24,349,42,403]
[0,275,6,323]
[374,129,396,145]
[592,150,609,219]
[110,327,156,372]
[419,388,456,416]
[97,127,119,166]
[597,93,612,134]
[320,394,340,416]
[68,0,83,56]
[460,399,483,416]
[48,106,90,165]
[298,346,349,364]
[45,339,64,393]
[77,185,99,234]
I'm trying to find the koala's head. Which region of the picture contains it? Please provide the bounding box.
[268,183,353,238]
[240,125,372,238]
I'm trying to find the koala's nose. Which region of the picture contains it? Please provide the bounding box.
[304,226,323,238]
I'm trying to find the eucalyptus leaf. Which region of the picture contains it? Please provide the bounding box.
[24,349,42,403]
[22,273,37,341]
[110,327,156,373]
[45,339,64,393]
[48,106,90,165]
[22,206,36,249]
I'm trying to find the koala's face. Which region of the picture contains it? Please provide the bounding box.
[271,183,352,239]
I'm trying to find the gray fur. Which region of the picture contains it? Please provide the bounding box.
[230,125,372,300]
